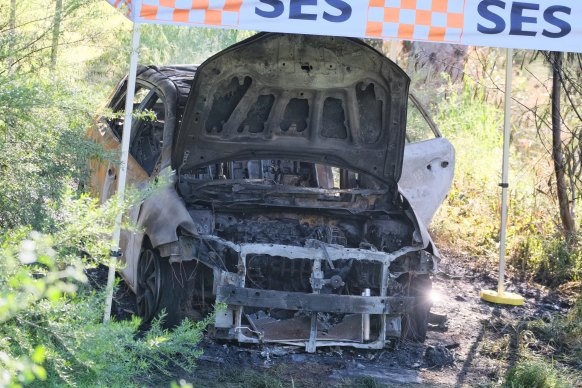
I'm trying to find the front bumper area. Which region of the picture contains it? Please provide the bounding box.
[216,286,415,352]
[217,286,414,315]
[166,235,435,352]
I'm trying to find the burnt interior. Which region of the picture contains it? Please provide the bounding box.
[130,97,165,175]
[177,158,422,317]
[244,255,384,295]
[179,159,415,251]
[173,146,424,345]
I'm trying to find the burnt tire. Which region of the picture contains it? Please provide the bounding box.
[136,245,196,328]
[401,275,432,342]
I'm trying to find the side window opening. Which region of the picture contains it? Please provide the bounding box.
[105,83,166,176]
[406,95,439,143]
[107,85,152,140]
[130,93,165,176]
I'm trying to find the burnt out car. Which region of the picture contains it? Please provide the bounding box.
[89,33,455,352]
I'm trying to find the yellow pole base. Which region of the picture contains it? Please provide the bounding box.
[480,290,525,306]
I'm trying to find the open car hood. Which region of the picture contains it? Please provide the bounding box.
[174,33,410,186]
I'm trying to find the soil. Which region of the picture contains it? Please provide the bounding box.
[107,248,580,387]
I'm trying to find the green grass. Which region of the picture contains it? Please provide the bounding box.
[210,369,285,388]
[505,360,571,388]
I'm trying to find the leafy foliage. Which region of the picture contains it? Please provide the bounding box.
[87,22,256,85]
[0,193,217,387]
[429,52,582,287]
[0,5,249,385]
[0,0,113,231]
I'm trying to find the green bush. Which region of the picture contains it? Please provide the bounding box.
[434,78,503,149]
[505,359,571,388]
[3,284,214,387]
[430,70,581,290]
[0,193,216,387]
[0,72,111,232]
[533,237,582,286]
[511,234,582,286]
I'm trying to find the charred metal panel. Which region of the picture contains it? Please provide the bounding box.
[321,97,348,139]
[356,82,383,144]
[238,95,275,134]
[174,33,410,186]
[137,185,201,248]
[217,286,414,315]
[206,76,252,133]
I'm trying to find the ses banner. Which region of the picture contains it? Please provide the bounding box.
[106,0,582,53]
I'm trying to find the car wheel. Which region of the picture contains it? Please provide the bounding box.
[136,247,161,322]
[136,243,195,328]
[401,274,432,341]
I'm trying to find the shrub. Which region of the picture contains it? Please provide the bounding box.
[505,359,571,388]
[0,193,217,387]
[511,234,582,286]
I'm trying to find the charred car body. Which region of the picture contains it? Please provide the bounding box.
[89,33,455,352]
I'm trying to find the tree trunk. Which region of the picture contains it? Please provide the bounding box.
[50,0,63,71]
[8,0,16,74]
[551,51,576,236]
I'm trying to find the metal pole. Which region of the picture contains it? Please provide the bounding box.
[498,48,513,296]
[103,22,141,323]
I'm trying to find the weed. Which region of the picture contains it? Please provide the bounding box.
[512,235,582,286]
[505,359,571,388]
[480,334,512,360]
[214,369,285,388]
[527,295,582,367]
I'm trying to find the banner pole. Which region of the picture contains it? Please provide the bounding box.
[480,48,524,306]
[498,47,513,295]
[103,22,141,323]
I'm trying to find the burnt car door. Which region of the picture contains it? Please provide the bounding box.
[88,67,179,288]
[88,82,155,204]
[399,95,455,226]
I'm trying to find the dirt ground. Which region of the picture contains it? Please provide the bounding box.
[109,248,579,387]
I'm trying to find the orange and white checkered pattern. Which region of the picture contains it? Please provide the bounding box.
[108,0,133,16]
[366,0,465,42]
[140,0,242,26]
